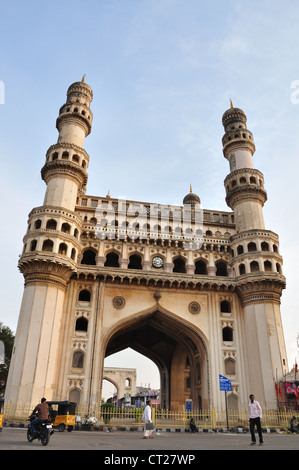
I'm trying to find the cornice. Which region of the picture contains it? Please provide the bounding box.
[18,252,77,285]
[41,159,88,186]
[46,142,90,160]
[73,266,236,292]
[225,184,267,208]
[235,272,286,304]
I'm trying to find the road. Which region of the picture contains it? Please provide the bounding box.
[0,427,298,453]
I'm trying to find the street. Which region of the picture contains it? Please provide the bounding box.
[0,427,298,452]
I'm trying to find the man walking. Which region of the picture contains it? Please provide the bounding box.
[142,400,153,439]
[248,394,263,446]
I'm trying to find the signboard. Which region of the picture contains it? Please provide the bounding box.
[219,375,231,429]
[219,374,232,391]
[185,399,192,412]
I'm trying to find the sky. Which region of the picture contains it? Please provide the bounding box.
[1,0,299,397]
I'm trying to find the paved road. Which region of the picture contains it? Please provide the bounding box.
[0,427,298,452]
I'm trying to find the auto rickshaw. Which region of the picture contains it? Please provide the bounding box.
[47,401,76,432]
[0,397,4,431]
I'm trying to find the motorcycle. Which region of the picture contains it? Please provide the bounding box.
[27,416,53,446]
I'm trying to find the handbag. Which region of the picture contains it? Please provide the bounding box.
[145,422,154,430]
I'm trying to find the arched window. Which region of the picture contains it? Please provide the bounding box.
[81,249,96,265]
[237,245,244,255]
[264,260,272,272]
[46,219,57,230]
[42,239,53,252]
[222,327,233,341]
[195,260,207,275]
[71,248,76,260]
[34,219,42,229]
[216,260,228,276]
[261,241,269,251]
[221,300,231,313]
[30,240,37,251]
[61,223,71,233]
[125,378,131,387]
[62,151,69,160]
[72,351,84,369]
[58,243,67,255]
[128,254,142,270]
[173,257,186,273]
[239,263,246,275]
[105,252,119,267]
[248,242,257,252]
[276,263,281,273]
[250,261,259,272]
[75,317,88,332]
[78,289,90,302]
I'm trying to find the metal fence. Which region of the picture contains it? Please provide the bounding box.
[2,402,297,430]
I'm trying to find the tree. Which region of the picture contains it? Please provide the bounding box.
[0,322,14,396]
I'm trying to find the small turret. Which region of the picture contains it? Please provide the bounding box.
[222,102,255,171]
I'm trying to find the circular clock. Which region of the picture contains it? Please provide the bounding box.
[152,256,164,268]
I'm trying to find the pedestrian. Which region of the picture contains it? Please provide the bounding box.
[142,400,153,439]
[288,415,299,434]
[189,417,198,433]
[248,394,263,446]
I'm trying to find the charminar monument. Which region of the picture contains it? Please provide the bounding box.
[5,79,287,411]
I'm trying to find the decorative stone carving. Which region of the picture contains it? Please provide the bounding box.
[112,296,126,309]
[188,301,201,314]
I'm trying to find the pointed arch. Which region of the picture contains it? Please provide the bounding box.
[100,304,209,411]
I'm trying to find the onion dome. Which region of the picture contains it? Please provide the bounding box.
[183,185,200,206]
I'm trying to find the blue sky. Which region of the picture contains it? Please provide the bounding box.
[1,0,299,393]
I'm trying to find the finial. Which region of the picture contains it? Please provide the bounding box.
[230,99,234,109]
[81,74,86,83]
[106,190,111,198]
[190,184,193,193]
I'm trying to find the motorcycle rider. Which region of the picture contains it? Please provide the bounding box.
[29,398,49,435]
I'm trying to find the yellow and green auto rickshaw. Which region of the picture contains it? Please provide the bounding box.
[47,401,76,432]
[0,397,4,431]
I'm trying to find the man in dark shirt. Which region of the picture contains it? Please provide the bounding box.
[29,398,49,434]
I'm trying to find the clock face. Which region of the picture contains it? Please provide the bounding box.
[152,256,164,268]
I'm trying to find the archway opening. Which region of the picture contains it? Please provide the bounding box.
[103,348,160,406]
[102,379,118,403]
[103,310,208,411]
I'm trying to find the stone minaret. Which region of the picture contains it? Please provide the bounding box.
[5,79,93,406]
[222,103,287,407]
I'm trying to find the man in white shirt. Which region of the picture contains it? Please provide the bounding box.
[142,400,153,439]
[248,394,263,445]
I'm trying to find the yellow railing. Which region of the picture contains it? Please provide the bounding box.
[2,402,297,430]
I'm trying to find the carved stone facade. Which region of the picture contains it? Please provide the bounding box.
[103,368,137,401]
[5,82,288,411]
